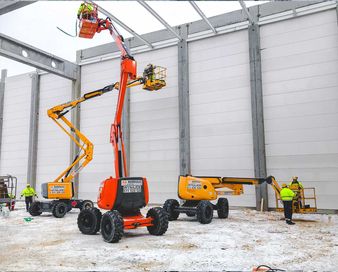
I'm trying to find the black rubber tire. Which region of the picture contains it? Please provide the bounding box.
[163,199,180,221]
[217,198,229,219]
[186,211,195,217]
[52,201,68,218]
[80,200,94,211]
[100,210,124,243]
[196,201,213,224]
[77,207,102,235]
[147,207,169,236]
[29,201,42,216]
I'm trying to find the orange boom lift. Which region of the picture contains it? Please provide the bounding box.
[76,2,168,243]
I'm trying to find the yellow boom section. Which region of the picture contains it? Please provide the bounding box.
[47,83,118,184]
[46,67,165,185]
[178,175,266,201]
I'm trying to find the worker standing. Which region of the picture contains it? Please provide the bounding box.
[289,176,304,208]
[77,2,95,20]
[280,183,295,225]
[20,184,37,212]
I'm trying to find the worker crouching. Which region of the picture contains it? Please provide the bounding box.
[280,183,295,225]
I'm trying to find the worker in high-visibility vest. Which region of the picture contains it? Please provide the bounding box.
[6,193,15,211]
[77,2,94,20]
[289,176,304,208]
[20,184,37,212]
[280,183,295,225]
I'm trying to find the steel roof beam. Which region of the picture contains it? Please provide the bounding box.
[0,1,36,15]
[0,33,79,80]
[239,0,256,25]
[137,1,182,41]
[88,1,153,49]
[189,1,217,34]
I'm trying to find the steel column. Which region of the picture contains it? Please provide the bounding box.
[178,25,191,175]
[0,69,7,163]
[27,72,40,190]
[70,68,81,199]
[336,0,338,25]
[248,22,268,211]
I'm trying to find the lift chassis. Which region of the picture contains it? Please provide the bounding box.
[30,198,94,218]
[164,175,266,224]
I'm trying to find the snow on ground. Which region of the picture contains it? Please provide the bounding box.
[0,203,337,271]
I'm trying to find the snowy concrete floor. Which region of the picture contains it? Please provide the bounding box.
[0,203,337,271]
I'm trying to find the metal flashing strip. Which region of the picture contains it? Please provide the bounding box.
[258,0,336,25]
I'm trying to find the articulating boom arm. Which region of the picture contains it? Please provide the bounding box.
[79,2,166,179]
[47,83,118,184]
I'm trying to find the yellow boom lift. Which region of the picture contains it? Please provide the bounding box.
[164,175,266,224]
[164,175,317,224]
[265,176,317,213]
[29,84,116,218]
[29,65,166,218]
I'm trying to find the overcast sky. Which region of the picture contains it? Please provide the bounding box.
[0,1,264,77]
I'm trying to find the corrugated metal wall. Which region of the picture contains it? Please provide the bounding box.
[0,73,31,195]
[79,58,120,200]
[189,31,256,207]
[35,74,72,196]
[261,10,338,209]
[130,47,179,203]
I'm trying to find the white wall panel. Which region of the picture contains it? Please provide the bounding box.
[35,74,72,196]
[79,58,120,201]
[189,31,256,207]
[261,10,338,209]
[130,46,179,203]
[0,73,31,196]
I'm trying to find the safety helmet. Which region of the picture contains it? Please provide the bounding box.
[26,184,31,187]
[292,176,298,181]
[281,183,287,188]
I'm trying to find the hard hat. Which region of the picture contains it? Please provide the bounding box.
[26,184,31,187]
[292,176,298,180]
[281,183,287,188]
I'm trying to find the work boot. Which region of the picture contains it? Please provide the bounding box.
[286,220,295,225]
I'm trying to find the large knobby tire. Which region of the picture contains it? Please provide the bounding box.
[163,199,180,221]
[52,201,68,218]
[78,207,102,235]
[147,207,169,236]
[80,200,94,211]
[217,198,229,219]
[100,211,124,243]
[29,201,42,216]
[196,201,213,224]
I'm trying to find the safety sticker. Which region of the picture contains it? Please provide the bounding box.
[122,179,142,193]
[50,185,65,194]
[187,180,202,190]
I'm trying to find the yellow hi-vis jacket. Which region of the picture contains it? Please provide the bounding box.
[77,3,94,16]
[289,181,304,190]
[21,187,36,197]
[280,187,295,201]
